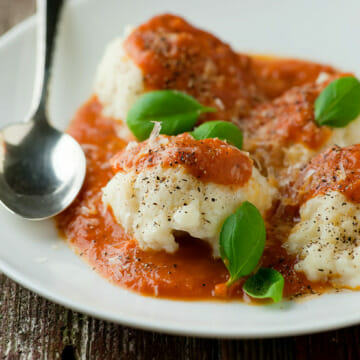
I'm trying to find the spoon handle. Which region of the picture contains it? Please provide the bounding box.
[31,0,65,121]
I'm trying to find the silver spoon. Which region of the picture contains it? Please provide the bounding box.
[0,0,86,220]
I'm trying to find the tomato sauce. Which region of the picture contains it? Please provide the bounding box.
[56,96,326,301]
[251,56,337,99]
[111,133,252,186]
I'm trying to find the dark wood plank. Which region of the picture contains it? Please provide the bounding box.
[295,326,360,360]
[0,0,35,35]
[221,338,295,360]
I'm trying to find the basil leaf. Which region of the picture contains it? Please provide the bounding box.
[191,121,243,149]
[219,201,266,286]
[315,76,360,127]
[243,268,284,303]
[126,90,216,141]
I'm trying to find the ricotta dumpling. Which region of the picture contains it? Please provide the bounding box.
[94,14,264,123]
[286,145,360,288]
[102,133,275,257]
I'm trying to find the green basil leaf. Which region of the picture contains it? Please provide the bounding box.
[315,76,360,127]
[126,90,216,141]
[191,121,243,149]
[219,201,266,286]
[243,268,284,303]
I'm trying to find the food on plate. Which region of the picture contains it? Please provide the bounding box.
[102,132,275,256]
[286,145,360,288]
[56,13,360,303]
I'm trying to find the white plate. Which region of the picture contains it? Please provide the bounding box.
[1,0,360,338]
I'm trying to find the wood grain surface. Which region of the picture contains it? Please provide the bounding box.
[0,1,359,359]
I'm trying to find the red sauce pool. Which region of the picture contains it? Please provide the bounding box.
[56,96,327,300]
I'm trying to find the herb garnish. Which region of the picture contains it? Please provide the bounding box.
[191,121,243,149]
[219,202,284,302]
[219,201,266,286]
[315,76,360,128]
[126,90,216,141]
[243,268,284,303]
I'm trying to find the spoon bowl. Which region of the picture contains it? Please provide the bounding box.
[0,113,86,219]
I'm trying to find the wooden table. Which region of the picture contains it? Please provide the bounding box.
[0,1,359,358]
